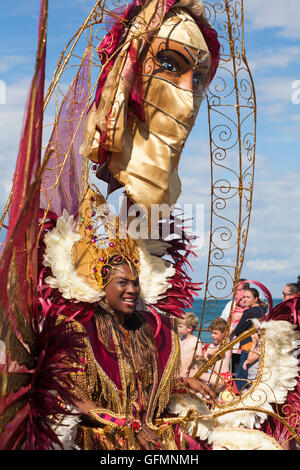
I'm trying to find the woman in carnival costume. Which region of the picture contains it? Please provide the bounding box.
[43,0,220,450]
[46,0,220,451]
[40,184,217,450]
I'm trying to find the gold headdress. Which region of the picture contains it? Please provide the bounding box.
[72,185,140,291]
[42,185,175,304]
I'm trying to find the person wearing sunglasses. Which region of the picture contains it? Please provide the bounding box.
[282,283,300,301]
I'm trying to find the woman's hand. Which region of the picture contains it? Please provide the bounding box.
[182,377,215,409]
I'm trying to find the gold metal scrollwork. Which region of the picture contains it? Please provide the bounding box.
[198,0,256,340]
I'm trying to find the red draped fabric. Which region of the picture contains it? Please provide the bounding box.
[0,1,85,450]
[0,1,48,449]
[40,48,91,218]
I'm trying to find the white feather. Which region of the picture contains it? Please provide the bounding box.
[43,211,103,303]
[168,319,299,447]
[52,412,81,450]
[209,428,283,450]
[137,238,175,304]
[43,213,175,305]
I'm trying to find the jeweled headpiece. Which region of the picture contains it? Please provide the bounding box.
[42,185,175,305]
[72,185,140,290]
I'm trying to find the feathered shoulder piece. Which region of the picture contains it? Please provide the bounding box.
[42,184,201,322]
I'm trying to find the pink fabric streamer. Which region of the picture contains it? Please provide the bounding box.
[40,48,92,217]
[0,0,47,448]
[0,1,88,450]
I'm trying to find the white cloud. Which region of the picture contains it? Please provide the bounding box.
[250,77,300,135]
[256,77,295,104]
[242,167,300,293]
[245,0,300,39]
[246,259,298,273]
[248,47,300,73]
[0,55,32,74]
[0,78,30,202]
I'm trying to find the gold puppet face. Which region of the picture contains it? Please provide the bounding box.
[105,9,211,214]
[141,9,211,97]
[142,37,210,95]
[141,8,210,90]
[81,6,212,217]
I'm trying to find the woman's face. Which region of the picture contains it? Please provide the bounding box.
[142,37,210,94]
[242,291,258,308]
[104,263,140,320]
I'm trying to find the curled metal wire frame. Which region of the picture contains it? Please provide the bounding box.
[197,0,257,337]
[189,0,258,403]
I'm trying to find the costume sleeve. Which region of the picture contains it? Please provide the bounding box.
[60,318,99,402]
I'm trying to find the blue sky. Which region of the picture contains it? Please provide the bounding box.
[0,0,299,299]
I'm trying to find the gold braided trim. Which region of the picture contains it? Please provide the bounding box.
[76,423,178,450]
[88,408,138,428]
[111,326,154,415]
[146,316,181,425]
[76,424,142,450]
[64,317,155,416]
[59,317,121,412]
[58,315,180,426]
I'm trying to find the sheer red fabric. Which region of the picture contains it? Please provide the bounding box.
[0,1,85,450]
[40,49,91,218]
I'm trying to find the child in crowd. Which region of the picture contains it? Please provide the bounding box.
[199,318,233,394]
[178,312,202,377]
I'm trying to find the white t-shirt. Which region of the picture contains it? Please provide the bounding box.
[220,300,233,321]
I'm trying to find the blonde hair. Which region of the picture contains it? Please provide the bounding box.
[180,312,199,331]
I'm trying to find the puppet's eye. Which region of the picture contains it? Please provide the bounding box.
[157,53,179,73]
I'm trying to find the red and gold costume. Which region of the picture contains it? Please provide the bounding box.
[1,0,300,452]
[69,310,180,450]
